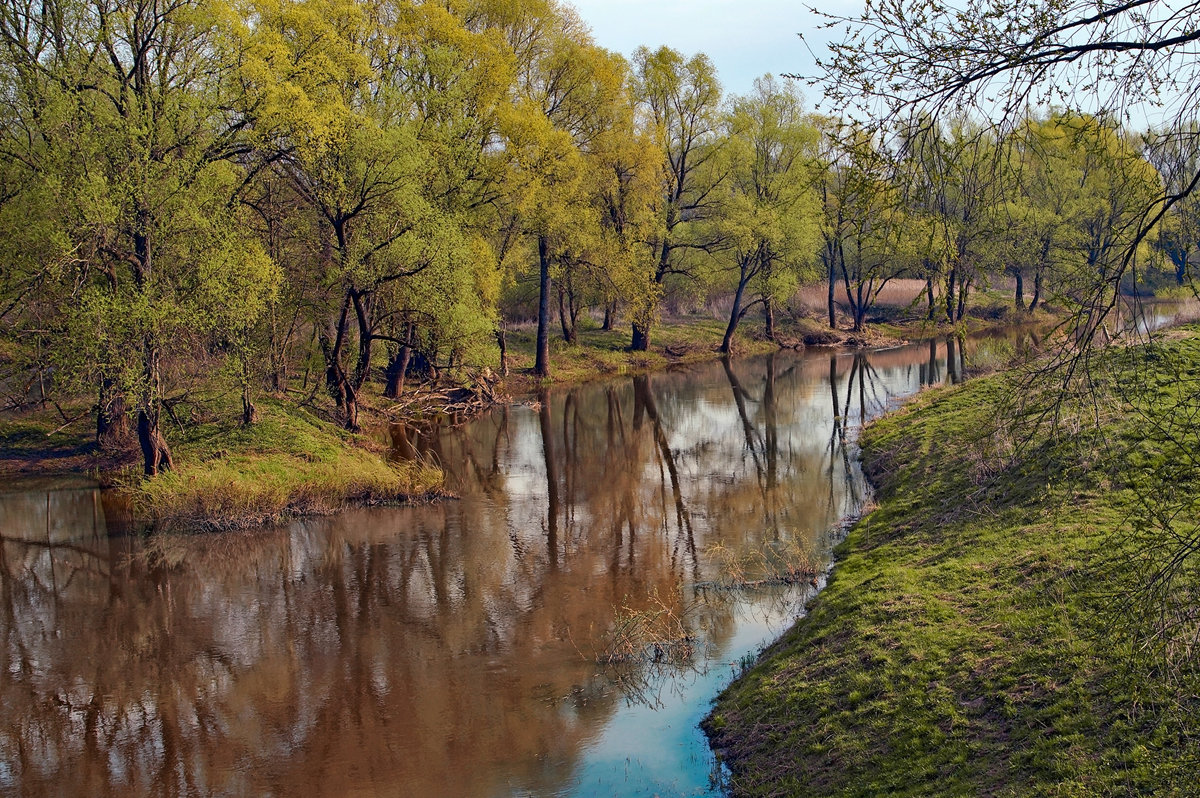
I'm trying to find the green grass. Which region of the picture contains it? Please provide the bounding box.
[131,396,442,531]
[0,416,90,458]
[705,329,1200,796]
[502,316,779,390]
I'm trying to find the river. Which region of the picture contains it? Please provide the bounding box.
[0,326,1116,797]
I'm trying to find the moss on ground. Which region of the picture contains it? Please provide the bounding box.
[706,329,1200,796]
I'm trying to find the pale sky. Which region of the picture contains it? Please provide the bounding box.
[566,0,863,103]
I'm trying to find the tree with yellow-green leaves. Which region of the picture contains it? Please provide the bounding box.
[0,0,279,475]
[814,124,922,332]
[241,0,511,428]
[578,83,665,336]
[629,45,725,352]
[717,75,821,353]
[482,0,630,377]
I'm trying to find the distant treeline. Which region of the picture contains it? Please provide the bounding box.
[0,0,1195,476]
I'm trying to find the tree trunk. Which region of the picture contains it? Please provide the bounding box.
[1014,269,1025,310]
[764,297,776,342]
[495,325,509,377]
[535,235,552,377]
[136,342,173,477]
[602,301,615,331]
[384,322,415,399]
[827,252,837,329]
[630,320,650,352]
[320,295,359,430]
[557,283,576,344]
[925,276,936,321]
[1031,268,1043,310]
[945,268,957,322]
[384,346,411,399]
[956,277,970,322]
[721,274,748,354]
[241,383,258,426]
[850,277,866,332]
[350,289,374,390]
[324,359,359,430]
[96,378,129,448]
[137,407,173,477]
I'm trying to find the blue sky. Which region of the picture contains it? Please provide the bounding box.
[567,0,863,101]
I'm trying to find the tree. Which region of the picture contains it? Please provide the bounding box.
[898,118,1004,323]
[483,0,624,377]
[1145,122,1200,286]
[717,75,821,353]
[814,124,917,332]
[809,0,1199,330]
[0,0,278,475]
[629,45,725,351]
[246,0,509,425]
[997,115,1081,311]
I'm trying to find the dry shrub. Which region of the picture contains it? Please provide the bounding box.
[598,585,696,666]
[702,538,820,590]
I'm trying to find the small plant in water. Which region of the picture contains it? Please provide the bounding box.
[702,537,820,590]
[597,585,697,667]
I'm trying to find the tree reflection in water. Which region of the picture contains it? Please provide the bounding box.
[0,336,987,797]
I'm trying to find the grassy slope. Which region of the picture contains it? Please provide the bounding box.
[706,332,1200,796]
[2,394,441,530]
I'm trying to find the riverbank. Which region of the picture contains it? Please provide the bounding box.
[1,396,443,531]
[0,299,1050,532]
[496,301,1040,396]
[704,328,1200,795]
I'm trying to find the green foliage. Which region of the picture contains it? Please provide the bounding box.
[716,76,822,348]
[0,0,1194,489]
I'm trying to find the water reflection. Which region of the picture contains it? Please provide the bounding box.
[2,335,999,798]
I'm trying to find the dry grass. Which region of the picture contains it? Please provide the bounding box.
[794,279,933,316]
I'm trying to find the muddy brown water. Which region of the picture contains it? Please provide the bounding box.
[0,317,1174,797]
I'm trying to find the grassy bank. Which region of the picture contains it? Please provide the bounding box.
[705,329,1200,795]
[499,317,783,393]
[2,396,442,531]
[497,310,944,395]
[129,397,443,531]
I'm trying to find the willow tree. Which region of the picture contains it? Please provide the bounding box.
[0,0,278,475]
[481,0,628,377]
[815,125,918,331]
[629,45,725,351]
[1053,114,1163,319]
[896,118,1004,322]
[810,0,1199,329]
[718,75,821,353]
[1146,122,1200,287]
[245,0,511,426]
[581,79,664,335]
